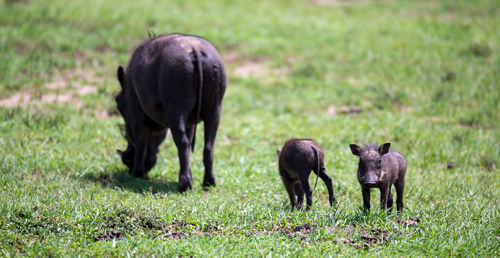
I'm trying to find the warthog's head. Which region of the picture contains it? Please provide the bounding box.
[116,144,134,169]
[115,66,135,169]
[350,143,391,187]
[115,66,128,122]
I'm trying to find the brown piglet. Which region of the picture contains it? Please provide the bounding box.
[277,138,335,210]
[349,143,407,213]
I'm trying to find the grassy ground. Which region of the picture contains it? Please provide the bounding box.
[0,0,499,256]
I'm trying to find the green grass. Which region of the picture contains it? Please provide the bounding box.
[0,0,499,256]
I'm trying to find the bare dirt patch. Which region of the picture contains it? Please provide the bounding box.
[233,61,267,78]
[0,66,108,116]
[77,86,98,96]
[221,50,240,65]
[309,0,391,7]
[446,162,457,169]
[222,51,289,80]
[158,220,220,240]
[330,224,402,249]
[93,110,110,118]
[333,237,369,249]
[156,221,191,239]
[40,93,73,104]
[397,104,413,112]
[326,105,363,115]
[248,223,314,239]
[95,215,412,245]
[283,224,314,237]
[43,67,100,91]
[94,230,126,241]
[0,93,32,108]
[399,217,420,226]
[167,220,197,230]
[309,0,359,6]
[159,231,185,239]
[219,135,240,146]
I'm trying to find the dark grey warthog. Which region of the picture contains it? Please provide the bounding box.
[115,33,227,192]
[349,143,407,212]
[277,139,335,210]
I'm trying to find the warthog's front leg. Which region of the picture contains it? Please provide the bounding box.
[130,127,149,177]
[145,129,167,173]
[362,186,371,210]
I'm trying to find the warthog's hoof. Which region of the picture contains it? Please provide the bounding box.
[177,182,192,193]
[129,167,145,178]
[178,177,192,193]
[202,177,216,189]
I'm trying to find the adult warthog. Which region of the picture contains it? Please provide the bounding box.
[115,33,227,192]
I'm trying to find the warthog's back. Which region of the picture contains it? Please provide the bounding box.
[381,150,407,183]
[127,34,219,77]
[279,139,323,174]
[123,33,225,127]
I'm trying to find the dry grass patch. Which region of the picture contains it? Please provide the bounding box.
[222,50,289,80]
[0,66,110,117]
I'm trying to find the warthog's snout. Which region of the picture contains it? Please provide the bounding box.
[363,181,377,187]
[362,173,378,187]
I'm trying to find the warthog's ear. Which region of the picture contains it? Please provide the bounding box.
[117,66,126,89]
[349,144,362,156]
[116,149,124,157]
[276,149,281,160]
[378,142,391,155]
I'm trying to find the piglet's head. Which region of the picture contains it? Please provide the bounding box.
[350,143,390,187]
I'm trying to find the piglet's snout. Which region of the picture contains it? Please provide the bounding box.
[362,173,379,187]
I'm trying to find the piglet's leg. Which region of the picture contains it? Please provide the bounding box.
[387,188,394,213]
[280,167,297,209]
[395,180,405,213]
[362,186,371,210]
[379,185,390,211]
[318,168,335,207]
[295,184,304,209]
[299,172,313,210]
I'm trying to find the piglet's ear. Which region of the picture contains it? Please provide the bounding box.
[276,149,281,160]
[117,66,126,89]
[378,142,391,155]
[116,149,124,157]
[349,144,362,156]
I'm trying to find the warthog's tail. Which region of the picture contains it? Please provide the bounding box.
[190,47,203,152]
[311,146,320,191]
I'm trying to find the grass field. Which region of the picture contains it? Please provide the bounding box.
[0,0,499,256]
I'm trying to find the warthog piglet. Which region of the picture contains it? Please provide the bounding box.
[277,138,335,210]
[349,142,407,212]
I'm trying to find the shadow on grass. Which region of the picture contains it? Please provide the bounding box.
[82,169,178,194]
